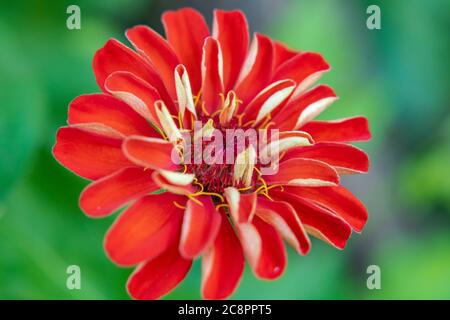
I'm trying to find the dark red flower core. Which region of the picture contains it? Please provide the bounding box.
[184,121,260,194]
[187,162,235,194]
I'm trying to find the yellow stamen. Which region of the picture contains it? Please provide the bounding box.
[237,112,246,126]
[233,99,243,116]
[192,179,205,193]
[266,184,284,192]
[148,121,168,140]
[258,115,272,129]
[264,121,276,130]
[200,101,210,116]
[153,125,168,140]
[190,177,226,203]
[259,191,274,201]
[173,201,186,209]
[254,185,267,194]
[215,203,229,211]
[254,166,269,194]
[211,107,224,118]
[177,111,184,129]
[198,191,225,202]
[187,194,204,206]
[237,185,253,191]
[242,119,256,127]
[194,90,202,107]
[190,113,195,129]
[253,166,263,175]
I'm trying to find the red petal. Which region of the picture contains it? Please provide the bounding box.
[53,126,131,180]
[301,117,372,143]
[213,10,249,91]
[273,41,298,70]
[272,190,352,249]
[122,136,181,171]
[162,8,209,94]
[234,33,274,105]
[237,215,286,280]
[104,193,185,266]
[224,187,257,223]
[127,245,192,300]
[68,93,157,137]
[201,37,224,115]
[282,186,368,232]
[151,171,196,196]
[256,197,311,255]
[201,214,245,299]
[179,196,222,258]
[241,79,296,125]
[265,158,339,187]
[272,52,330,96]
[282,142,370,174]
[271,85,337,131]
[104,71,166,124]
[260,131,313,162]
[79,167,158,218]
[93,39,173,109]
[126,26,179,99]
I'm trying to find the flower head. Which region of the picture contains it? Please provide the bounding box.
[53,8,371,299]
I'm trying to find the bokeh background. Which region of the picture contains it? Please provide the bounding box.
[1,0,449,299]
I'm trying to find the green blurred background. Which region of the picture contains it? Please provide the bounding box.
[1,0,449,299]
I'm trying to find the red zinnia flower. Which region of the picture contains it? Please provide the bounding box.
[53,8,371,299]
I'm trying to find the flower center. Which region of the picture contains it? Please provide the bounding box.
[183,123,259,194]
